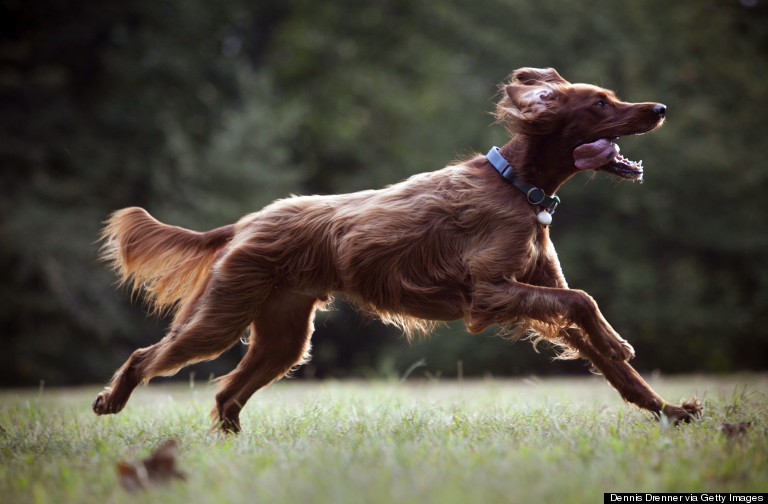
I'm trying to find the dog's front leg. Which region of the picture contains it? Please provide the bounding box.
[465,280,700,422]
[561,328,701,423]
[465,279,634,361]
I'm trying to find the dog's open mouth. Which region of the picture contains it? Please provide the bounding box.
[573,138,644,181]
[600,146,644,181]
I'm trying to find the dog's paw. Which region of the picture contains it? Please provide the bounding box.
[681,397,703,422]
[661,398,702,425]
[93,388,117,415]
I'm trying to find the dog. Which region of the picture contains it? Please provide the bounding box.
[93,67,701,432]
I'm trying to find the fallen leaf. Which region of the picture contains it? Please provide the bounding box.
[143,440,186,483]
[117,461,149,493]
[718,421,752,438]
[117,440,185,493]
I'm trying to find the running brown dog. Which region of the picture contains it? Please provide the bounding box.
[94,68,701,432]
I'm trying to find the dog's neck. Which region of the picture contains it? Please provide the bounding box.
[486,146,560,221]
[497,136,577,196]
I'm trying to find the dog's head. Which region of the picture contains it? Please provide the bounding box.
[495,67,666,180]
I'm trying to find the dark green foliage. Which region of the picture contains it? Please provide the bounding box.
[1,0,766,384]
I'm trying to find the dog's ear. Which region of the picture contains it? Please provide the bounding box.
[495,83,562,135]
[511,67,569,86]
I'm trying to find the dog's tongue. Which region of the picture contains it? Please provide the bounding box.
[573,139,619,170]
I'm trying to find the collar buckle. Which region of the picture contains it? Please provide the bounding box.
[485,146,562,222]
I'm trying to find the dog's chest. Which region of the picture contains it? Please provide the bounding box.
[518,227,559,283]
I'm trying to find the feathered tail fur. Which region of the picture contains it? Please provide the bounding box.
[99,207,234,316]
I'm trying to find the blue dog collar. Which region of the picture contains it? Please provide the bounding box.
[486,146,561,224]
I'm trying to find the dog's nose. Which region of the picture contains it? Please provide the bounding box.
[653,104,666,118]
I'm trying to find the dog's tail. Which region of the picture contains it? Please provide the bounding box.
[99,207,234,315]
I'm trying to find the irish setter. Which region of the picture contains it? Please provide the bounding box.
[94,67,701,432]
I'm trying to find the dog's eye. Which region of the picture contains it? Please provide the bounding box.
[594,99,607,108]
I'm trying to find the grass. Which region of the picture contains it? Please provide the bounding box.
[1,374,766,504]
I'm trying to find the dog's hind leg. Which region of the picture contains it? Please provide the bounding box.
[562,329,701,424]
[212,291,318,433]
[92,278,256,417]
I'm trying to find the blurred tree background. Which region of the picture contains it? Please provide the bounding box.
[1,0,767,386]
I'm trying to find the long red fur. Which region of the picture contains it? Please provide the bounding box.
[94,68,701,432]
[100,208,234,315]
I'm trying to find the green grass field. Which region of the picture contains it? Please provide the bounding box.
[1,375,766,504]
